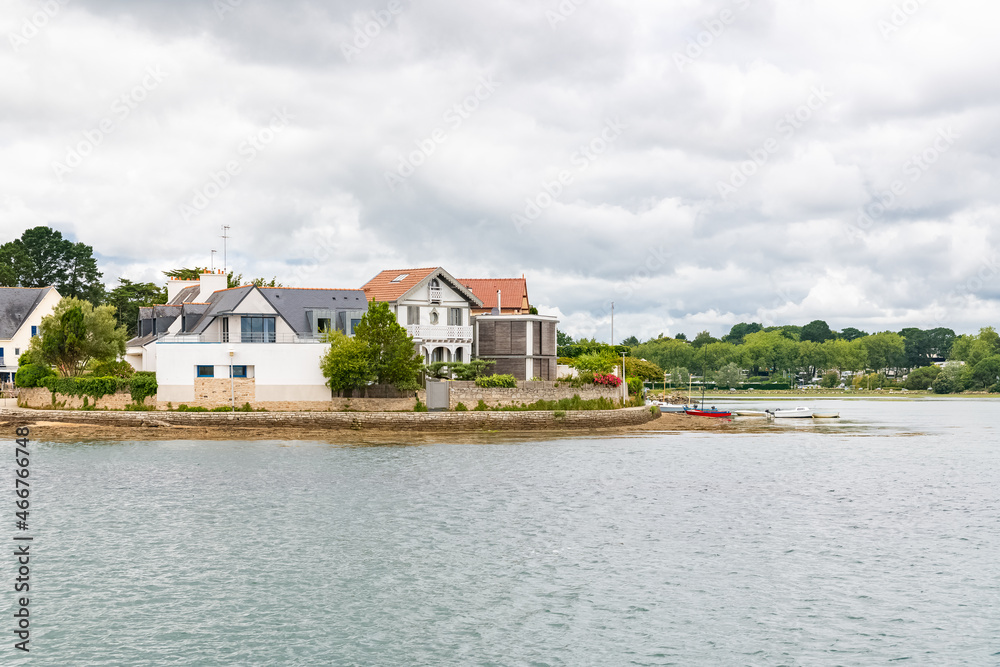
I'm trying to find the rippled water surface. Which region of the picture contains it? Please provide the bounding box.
[7,398,1000,665]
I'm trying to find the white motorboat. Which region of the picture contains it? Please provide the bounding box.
[768,406,813,419]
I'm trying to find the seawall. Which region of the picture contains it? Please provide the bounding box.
[1,405,659,432]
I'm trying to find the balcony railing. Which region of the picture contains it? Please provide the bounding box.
[406,325,473,341]
[429,287,442,303]
[159,332,329,344]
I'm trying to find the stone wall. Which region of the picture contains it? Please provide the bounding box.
[17,386,424,413]
[2,405,659,432]
[17,387,156,411]
[193,378,255,406]
[447,380,621,409]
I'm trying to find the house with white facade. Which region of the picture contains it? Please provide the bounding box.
[0,286,61,383]
[361,267,483,365]
[126,271,368,405]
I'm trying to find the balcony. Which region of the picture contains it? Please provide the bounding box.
[160,333,328,344]
[429,286,442,303]
[406,325,472,341]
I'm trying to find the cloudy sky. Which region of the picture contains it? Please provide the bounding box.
[3,0,998,341]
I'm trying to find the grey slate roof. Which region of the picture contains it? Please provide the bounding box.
[259,288,368,334]
[189,286,255,333]
[167,285,200,305]
[0,286,55,339]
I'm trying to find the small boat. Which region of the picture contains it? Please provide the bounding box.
[812,411,840,419]
[685,408,732,418]
[734,410,769,417]
[659,404,691,413]
[768,406,813,419]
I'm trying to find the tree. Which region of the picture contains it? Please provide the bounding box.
[860,332,907,372]
[900,327,931,368]
[557,329,573,347]
[798,340,829,377]
[716,362,742,389]
[1,227,104,302]
[839,327,869,341]
[621,335,640,347]
[633,337,694,372]
[574,352,617,374]
[801,319,834,343]
[623,357,663,381]
[352,301,423,390]
[320,331,375,393]
[28,297,127,376]
[904,365,940,390]
[949,328,1000,367]
[691,330,719,348]
[674,333,687,341]
[722,322,762,345]
[969,355,1000,390]
[932,362,966,394]
[820,371,839,388]
[105,278,167,337]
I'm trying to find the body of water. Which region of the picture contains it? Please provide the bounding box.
[5,398,999,665]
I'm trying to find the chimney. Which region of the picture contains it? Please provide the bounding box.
[497,289,501,315]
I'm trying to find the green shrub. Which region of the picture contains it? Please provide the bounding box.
[904,365,940,390]
[42,376,122,399]
[129,371,157,404]
[650,405,659,415]
[553,410,566,418]
[16,350,38,367]
[175,404,209,412]
[413,399,428,412]
[820,371,840,388]
[15,363,56,388]
[211,406,232,412]
[90,360,135,379]
[454,402,468,411]
[475,374,517,388]
[474,399,489,411]
[124,403,156,411]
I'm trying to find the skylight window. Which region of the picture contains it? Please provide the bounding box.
[390,273,409,282]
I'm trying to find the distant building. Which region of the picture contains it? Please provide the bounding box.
[460,277,530,315]
[0,286,61,383]
[361,267,483,364]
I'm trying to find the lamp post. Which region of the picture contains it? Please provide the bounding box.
[228,346,235,412]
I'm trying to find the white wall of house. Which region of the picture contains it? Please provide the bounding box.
[391,278,475,364]
[0,288,62,375]
[155,341,331,403]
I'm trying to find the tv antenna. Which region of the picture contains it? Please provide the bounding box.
[221,225,231,273]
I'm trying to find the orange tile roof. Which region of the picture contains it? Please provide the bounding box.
[460,278,529,310]
[360,268,439,302]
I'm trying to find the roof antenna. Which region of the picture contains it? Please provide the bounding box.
[221,225,231,273]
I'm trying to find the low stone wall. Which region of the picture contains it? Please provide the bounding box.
[17,388,156,411]
[1,405,659,432]
[17,387,423,413]
[447,380,620,409]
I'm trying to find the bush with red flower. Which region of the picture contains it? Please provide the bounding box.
[593,373,622,388]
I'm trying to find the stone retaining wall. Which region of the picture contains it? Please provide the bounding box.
[447,380,620,409]
[17,387,156,411]
[17,388,424,413]
[2,405,659,432]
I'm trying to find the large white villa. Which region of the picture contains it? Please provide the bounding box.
[361,267,483,365]
[126,271,368,404]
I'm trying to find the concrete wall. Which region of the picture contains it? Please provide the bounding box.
[448,380,620,409]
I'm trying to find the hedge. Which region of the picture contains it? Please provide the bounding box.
[33,372,158,404]
[474,374,517,388]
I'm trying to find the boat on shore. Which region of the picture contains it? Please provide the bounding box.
[811,411,840,419]
[734,410,769,417]
[768,406,813,419]
[685,408,732,418]
[646,400,691,413]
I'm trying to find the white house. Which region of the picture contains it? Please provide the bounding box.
[0,286,61,383]
[361,267,483,364]
[126,271,368,405]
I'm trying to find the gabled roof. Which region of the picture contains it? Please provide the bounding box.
[460,278,529,310]
[258,287,367,334]
[361,268,439,302]
[361,267,483,306]
[0,286,57,339]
